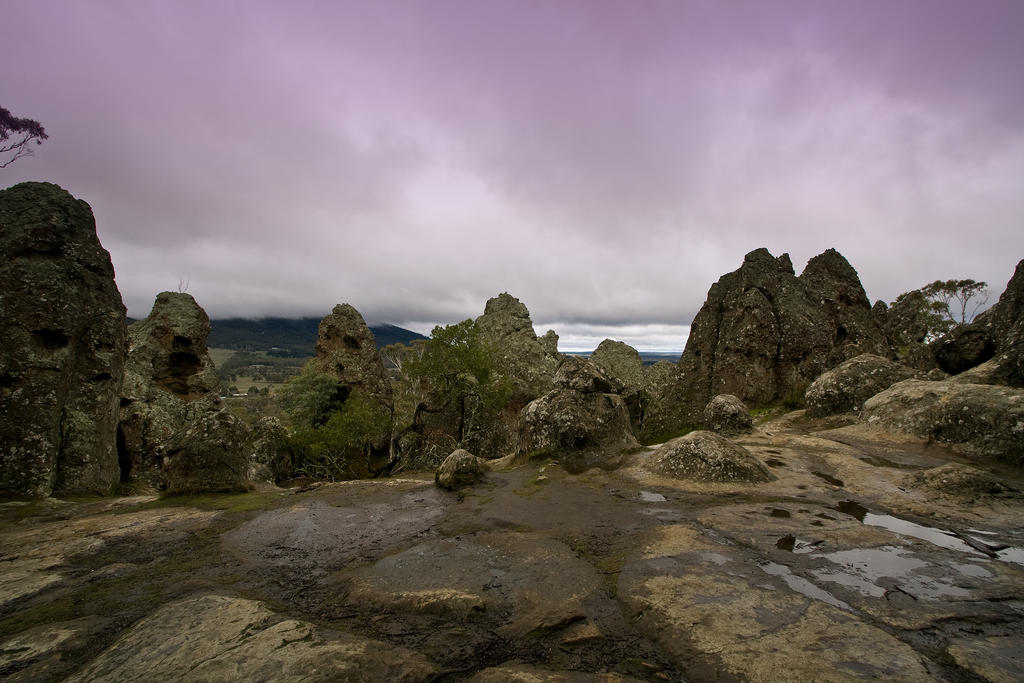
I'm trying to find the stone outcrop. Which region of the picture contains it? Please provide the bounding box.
[646,431,775,483]
[904,463,1020,502]
[877,291,940,370]
[311,303,394,470]
[862,379,1024,464]
[435,448,489,490]
[66,595,438,681]
[519,357,637,467]
[637,361,686,442]
[0,182,127,497]
[246,417,290,484]
[475,293,561,403]
[702,394,753,436]
[163,409,251,494]
[590,339,646,434]
[118,292,245,491]
[939,259,1024,386]
[672,248,887,425]
[804,354,922,417]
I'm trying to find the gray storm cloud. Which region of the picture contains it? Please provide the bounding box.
[3,1,1023,349]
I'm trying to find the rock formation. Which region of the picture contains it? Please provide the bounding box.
[310,303,394,471]
[671,248,887,425]
[804,354,922,418]
[876,291,940,370]
[702,394,753,436]
[646,431,774,483]
[475,293,561,403]
[938,259,1024,386]
[0,182,127,497]
[519,356,637,468]
[119,292,248,492]
[862,379,1024,464]
[246,417,290,484]
[435,448,489,490]
[590,339,646,434]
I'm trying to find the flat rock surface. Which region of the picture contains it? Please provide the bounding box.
[2,412,1023,681]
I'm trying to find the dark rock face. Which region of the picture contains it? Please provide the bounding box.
[804,354,922,418]
[0,182,127,497]
[163,409,251,494]
[475,293,561,403]
[673,248,886,424]
[943,259,1024,386]
[647,431,774,483]
[313,304,394,411]
[862,379,1024,464]
[934,327,997,375]
[519,357,637,467]
[702,395,753,436]
[312,303,394,465]
[878,291,939,370]
[590,339,646,434]
[119,292,227,490]
[637,361,687,442]
[435,448,488,490]
[246,417,290,484]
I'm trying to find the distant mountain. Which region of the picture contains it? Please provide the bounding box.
[207,317,426,357]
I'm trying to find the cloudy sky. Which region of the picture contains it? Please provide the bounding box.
[4,1,1023,351]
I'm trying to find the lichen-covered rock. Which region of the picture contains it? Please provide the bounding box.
[590,339,647,434]
[878,290,940,370]
[118,292,225,490]
[539,329,560,356]
[476,293,561,402]
[647,431,774,483]
[519,357,638,465]
[435,448,488,490]
[934,326,997,375]
[862,379,1024,464]
[163,409,251,494]
[0,182,127,497]
[672,248,886,425]
[246,416,290,484]
[703,394,753,436]
[65,595,438,682]
[940,259,1024,386]
[313,303,393,412]
[904,463,1020,501]
[637,361,686,443]
[804,354,922,417]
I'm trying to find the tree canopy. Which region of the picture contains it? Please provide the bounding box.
[0,106,48,168]
[921,279,989,326]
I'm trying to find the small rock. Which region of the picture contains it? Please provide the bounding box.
[703,394,753,435]
[648,431,775,483]
[436,449,489,490]
[804,354,921,417]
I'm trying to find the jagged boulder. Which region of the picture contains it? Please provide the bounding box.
[877,291,939,370]
[590,339,646,433]
[0,182,127,497]
[703,394,753,436]
[939,260,1024,386]
[313,304,393,412]
[804,354,922,417]
[118,292,226,490]
[435,448,489,490]
[475,293,561,402]
[519,357,637,467]
[647,431,774,483]
[246,417,290,484]
[862,379,1024,464]
[163,409,251,494]
[673,248,886,425]
[637,361,686,442]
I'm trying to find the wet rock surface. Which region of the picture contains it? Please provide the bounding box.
[2,412,1023,681]
[0,182,127,497]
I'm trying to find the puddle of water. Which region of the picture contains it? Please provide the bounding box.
[768,508,791,518]
[638,491,667,503]
[995,546,1024,566]
[775,535,820,553]
[950,562,993,579]
[812,471,844,486]
[832,501,984,556]
[759,561,854,612]
[858,455,922,470]
[700,552,729,566]
[813,546,972,600]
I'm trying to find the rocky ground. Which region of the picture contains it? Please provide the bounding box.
[2,411,1023,682]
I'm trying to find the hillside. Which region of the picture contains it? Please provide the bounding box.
[207,317,426,356]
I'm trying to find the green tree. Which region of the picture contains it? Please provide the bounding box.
[279,362,393,479]
[405,319,510,444]
[921,279,989,326]
[1,106,48,168]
